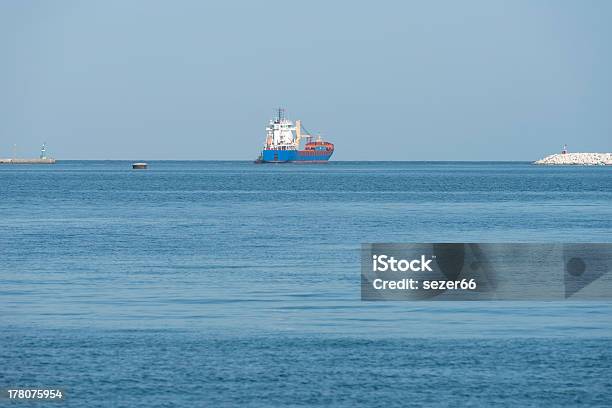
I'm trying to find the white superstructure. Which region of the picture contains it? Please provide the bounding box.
[264,109,301,150]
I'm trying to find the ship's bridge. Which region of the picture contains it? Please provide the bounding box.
[265,118,297,149]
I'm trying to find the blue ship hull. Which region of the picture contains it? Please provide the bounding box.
[259,149,333,163]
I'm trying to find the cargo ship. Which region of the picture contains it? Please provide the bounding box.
[254,109,334,163]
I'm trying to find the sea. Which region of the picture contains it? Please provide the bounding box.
[1,161,611,407]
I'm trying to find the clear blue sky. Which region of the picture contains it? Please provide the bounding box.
[1,0,611,160]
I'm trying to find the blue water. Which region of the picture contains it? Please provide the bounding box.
[1,161,611,407]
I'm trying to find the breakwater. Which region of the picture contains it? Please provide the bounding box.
[0,158,56,164]
[534,152,612,166]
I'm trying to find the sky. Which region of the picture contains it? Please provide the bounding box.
[1,0,611,160]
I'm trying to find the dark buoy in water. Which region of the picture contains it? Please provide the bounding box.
[132,162,148,169]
